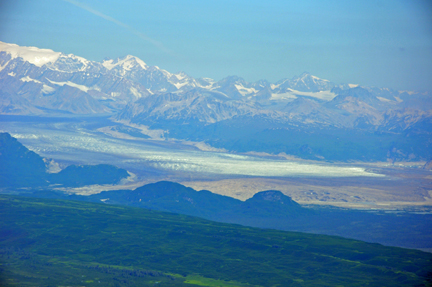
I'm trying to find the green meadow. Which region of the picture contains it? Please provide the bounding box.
[1,195,431,286]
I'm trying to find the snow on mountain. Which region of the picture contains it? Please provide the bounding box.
[20,76,42,84]
[292,72,334,92]
[103,55,148,71]
[116,89,266,124]
[48,53,95,73]
[1,41,431,134]
[0,42,340,108]
[0,43,155,114]
[102,56,206,94]
[273,72,335,93]
[270,89,336,102]
[0,41,61,68]
[234,84,258,97]
[213,76,252,99]
[328,86,391,112]
[46,79,94,93]
[381,108,432,132]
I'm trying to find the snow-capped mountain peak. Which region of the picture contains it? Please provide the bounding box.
[280,72,334,92]
[174,71,188,80]
[48,53,93,72]
[1,40,431,142]
[0,41,61,67]
[294,72,330,83]
[102,55,148,71]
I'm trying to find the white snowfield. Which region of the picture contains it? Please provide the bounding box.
[171,81,189,89]
[47,79,93,93]
[234,84,258,96]
[20,76,42,84]
[270,90,336,101]
[310,74,329,82]
[0,41,61,67]
[9,126,383,179]
[0,41,338,101]
[102,55,148,70]
[2,40,426,130]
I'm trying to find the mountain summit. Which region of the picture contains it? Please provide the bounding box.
[1,42,431,161]
[237,190,307,218]
[0,41,346,116]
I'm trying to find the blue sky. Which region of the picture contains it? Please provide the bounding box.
[1,0,431,91]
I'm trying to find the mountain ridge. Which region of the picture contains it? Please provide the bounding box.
[2,41,430,125]
[1,41,432,161]
[20,180,432,251]
[3,41,430,116]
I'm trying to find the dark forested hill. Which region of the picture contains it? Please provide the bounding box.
[0,132,129,188]
[25,181,432,251]
[0,132,47,187]
[1,195,431,286]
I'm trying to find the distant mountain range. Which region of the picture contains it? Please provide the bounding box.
[1,41,431,161]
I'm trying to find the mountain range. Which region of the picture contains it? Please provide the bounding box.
[1,41,431,161]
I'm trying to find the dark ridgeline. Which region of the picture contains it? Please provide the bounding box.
[23,180,432,251]
[2,132,431,251]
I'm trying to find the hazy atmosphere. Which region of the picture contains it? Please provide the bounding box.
[1,0,432,90]
[1,1,432,286]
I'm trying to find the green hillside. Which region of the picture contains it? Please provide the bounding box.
[0,195,431,286]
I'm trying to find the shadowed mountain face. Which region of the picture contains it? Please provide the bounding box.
[22,179,432,251]
[26,180,312,221]
[84,181,243,218]
[47,164,129,188]
[249,189,299,203]
[0,132,47,187]
[237,190,305,218]
[78,182,311,221]
[0,132,129,188]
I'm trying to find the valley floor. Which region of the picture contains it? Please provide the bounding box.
[181,168,432,211]
[1,115,431,212]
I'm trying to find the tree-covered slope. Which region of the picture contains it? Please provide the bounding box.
[23,181,432,251]
[0,195,431,286]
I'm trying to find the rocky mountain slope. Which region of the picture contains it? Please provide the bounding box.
[1,42,431,161]
[2,41,430,123]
